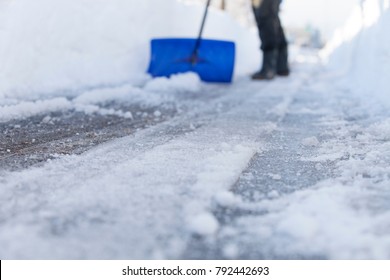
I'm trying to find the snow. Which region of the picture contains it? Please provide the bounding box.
[0,98,72,122]
[1,0,390,260]
[367,119,390,141]
[0,123,259,258]
[323,0,390,106]
[0,90,142,123]
[267,190,280,199]
[144,73,202,93]
[189,212,220,236]
[213,191,241,207]
[0,0,259,101]
[268,173,282,181]
[0,82,177,122]
[302,136,320,147]
[235,181,390,259]
[222,243,240,259]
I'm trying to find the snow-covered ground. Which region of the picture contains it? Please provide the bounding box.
[1,0,390,259]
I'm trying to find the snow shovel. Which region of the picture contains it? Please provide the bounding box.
[147,0,235,83]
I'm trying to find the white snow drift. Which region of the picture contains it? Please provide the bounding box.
[0,0,259,100]
[324,0,390,104]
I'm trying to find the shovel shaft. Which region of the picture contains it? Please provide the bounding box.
[191,0,212,64]
[197,0,212,41]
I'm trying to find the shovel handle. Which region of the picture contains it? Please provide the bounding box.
[191,0,212,64]
[197,0,212,41]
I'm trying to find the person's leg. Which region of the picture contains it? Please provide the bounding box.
[276,8,290,76]
[252,0,280,80]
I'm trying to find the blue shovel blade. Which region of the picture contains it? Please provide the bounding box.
[147,38,235,83]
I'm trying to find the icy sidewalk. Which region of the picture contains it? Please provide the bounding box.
[0,70,301,259]
[1,59,390,259]
[189,78,390,259]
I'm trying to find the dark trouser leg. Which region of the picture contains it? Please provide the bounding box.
[253,0,280,52]
[252,0,289,79]
[277,24,289,75]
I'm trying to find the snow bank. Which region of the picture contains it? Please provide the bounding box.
[0,0,259,100]
[323,0,390,104]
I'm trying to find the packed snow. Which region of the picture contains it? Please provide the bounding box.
[1,0,390,260]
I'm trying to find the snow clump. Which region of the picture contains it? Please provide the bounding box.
[188,212,220,236]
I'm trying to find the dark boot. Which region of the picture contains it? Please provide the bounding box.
[251,50,278,80]
[276,46,290,76]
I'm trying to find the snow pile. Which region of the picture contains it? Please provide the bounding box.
[323,0,390,103]
[0,0,259,100]
[0,84,171,123]
[0,98,72,122]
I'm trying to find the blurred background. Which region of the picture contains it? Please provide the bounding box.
[180,0,360,48]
